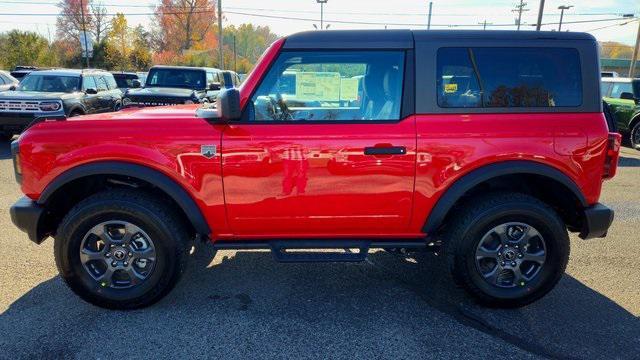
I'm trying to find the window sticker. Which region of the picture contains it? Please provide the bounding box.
[444,83,458,93]
[340,77,359,101]
[295,72,340,101]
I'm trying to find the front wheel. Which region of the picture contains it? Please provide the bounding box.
[55,189,190,309]
[630,121,640,151]
[444,192,569,308]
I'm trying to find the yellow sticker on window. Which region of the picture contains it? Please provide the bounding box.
[444,83,458,93]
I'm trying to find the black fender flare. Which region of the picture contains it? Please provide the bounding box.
[422,160,587,234]
[38,161,211,236]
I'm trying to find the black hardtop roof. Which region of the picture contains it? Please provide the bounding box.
[283,29,596,49]
[150,65,221,72]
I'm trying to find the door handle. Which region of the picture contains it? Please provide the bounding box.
[364,146,407,155]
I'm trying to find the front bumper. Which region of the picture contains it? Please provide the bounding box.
[579,203,614,240]
[10,197,46,244]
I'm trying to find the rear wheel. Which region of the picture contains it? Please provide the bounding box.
[631,120,640,150]
[55,189,190,309]
[444,192,569,308]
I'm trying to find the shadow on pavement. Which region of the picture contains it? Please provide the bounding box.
[618,155,640,167]
[1,245,638,359]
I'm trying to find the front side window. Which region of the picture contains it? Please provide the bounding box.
[610,82,633,99]
[82,76,97,91]
[437,47,582,108]
[18,75,80,93]
[146,68,206,90]
[250,51,405,121]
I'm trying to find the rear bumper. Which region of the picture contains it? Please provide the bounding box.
[9,197,46,244]
[579,203,614,240]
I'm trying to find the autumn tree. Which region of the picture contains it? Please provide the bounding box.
[129,26,153,70]
[105,13,131,70]
[0,30,59,69]
[154,0,217,52]
[56,0,109,45]
[600,41,634,59]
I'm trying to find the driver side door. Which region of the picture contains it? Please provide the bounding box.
[221,49,417,237]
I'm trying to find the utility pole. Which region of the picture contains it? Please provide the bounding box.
[630,19,640,78]
[316,0,328,30]
[218,0,223,69]
[535,0,545,31]
[512,0,529,30]
[233,34,237,73]
[557,5,573,31]
[478,20,492,30]
[79,0,90,69]
[427,2,433,30]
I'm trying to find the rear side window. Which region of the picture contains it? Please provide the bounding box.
[104,74,118,90]
[95,76,108,92]
[600,82,612,97]
[609,82,633,99]
[437,47,582,108]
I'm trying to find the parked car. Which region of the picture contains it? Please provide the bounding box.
[111,71,143,91]
[10,30,619,310]
[10,65,41,81]
[601,71,619,78]
[123,65,222,106]
[221,70,241,88]
[601,77,640,149]
[0,70,19,91]
[0,69,122,140]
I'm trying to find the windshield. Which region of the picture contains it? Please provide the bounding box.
[18,75,80,93]
[145,68,206,89]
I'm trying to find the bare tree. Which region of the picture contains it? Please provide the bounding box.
[90,1,111,44]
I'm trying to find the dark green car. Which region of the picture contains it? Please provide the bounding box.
[601,77,640,150]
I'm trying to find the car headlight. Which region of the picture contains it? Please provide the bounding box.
[184,100,194,104]
[39,101,61,111]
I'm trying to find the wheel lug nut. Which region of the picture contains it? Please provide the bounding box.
[504,244,509,248]
[123,261,128,266]
[515,245,519,249]
[518,254,523,258]
[501,261,505,266]
[511,261,516,266]
[128,252,132,257]
[105,253,110,258]
[498,252,502,256]
[111,261,117,266]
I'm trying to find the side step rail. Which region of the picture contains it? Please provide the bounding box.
[212,239,430,263]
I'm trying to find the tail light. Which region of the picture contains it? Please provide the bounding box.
[603,132,621,179]
[11,140,22,184]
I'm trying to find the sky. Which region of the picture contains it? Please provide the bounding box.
[0,0,638,46]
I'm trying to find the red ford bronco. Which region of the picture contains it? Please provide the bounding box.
[10,30,620,309]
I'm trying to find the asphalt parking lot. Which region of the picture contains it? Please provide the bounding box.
[0,140,638,359]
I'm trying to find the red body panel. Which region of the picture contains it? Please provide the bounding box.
[15,37,614,242]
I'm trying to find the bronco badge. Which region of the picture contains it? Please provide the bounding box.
[201,145,216,158]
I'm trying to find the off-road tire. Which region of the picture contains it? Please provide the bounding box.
[630,120,640,151]
[444,192,570,308]
[54,189,190,309]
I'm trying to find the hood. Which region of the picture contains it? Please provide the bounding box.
[0,90,80,100]
[66,104,201,121]
[126,87,199,98]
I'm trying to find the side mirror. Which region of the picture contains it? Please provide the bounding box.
[209,82,221,91]
[131,79,141,88]
[86,88,98,95]
[620,92,635,101]
[9,85,16,91]
[196,88,241,123]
